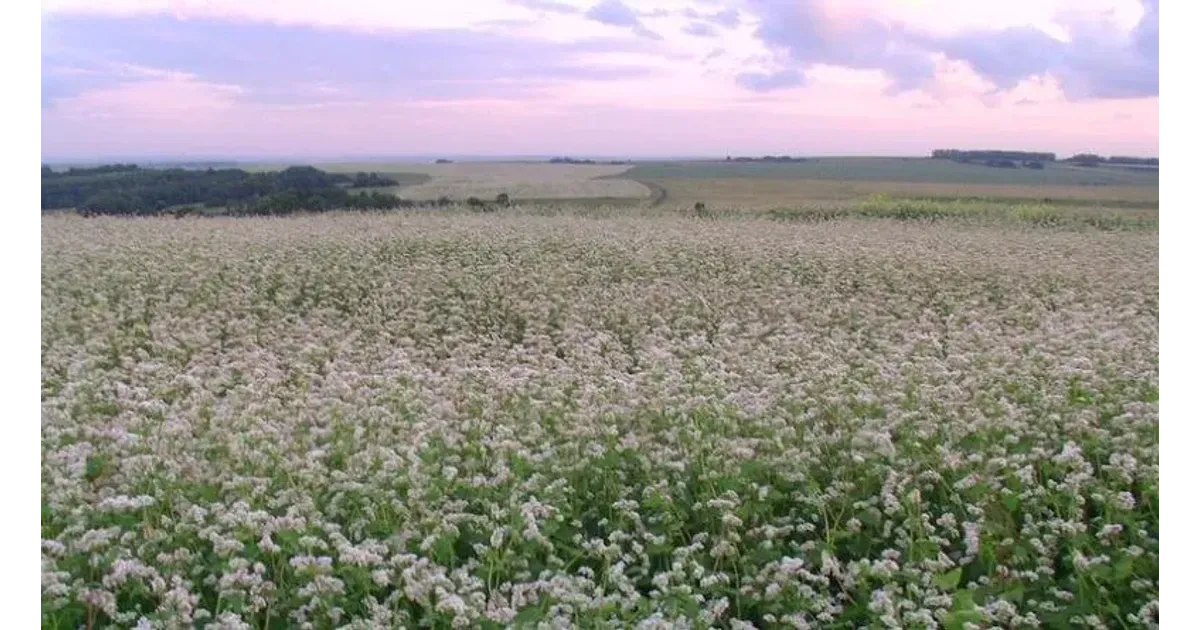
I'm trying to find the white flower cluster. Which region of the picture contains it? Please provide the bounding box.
[41,213,1157,628]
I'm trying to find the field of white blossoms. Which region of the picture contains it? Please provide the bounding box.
[41,212,1158,629]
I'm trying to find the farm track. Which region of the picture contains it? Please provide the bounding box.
[637,180,668,207]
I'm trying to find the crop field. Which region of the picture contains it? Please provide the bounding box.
[42,210,1157,628]
[618,158,1160,188]
[251,163,652,202]
[393,164,650,202]
[638,178,1160,211]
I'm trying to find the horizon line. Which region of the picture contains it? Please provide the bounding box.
[42,151,1159,165]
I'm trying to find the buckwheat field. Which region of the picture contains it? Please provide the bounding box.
[41,212,1158,629]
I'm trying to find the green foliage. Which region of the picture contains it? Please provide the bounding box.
[618,157,1159,186]
[466,196,496,212]
[84,454,110,482]
[42,163,141,178]
[935,567,963,590]
[760,195,1156,230]
[40,214,1159,628]
[1067,153,1106,166]
[43,164,413,215]
[349,171,399,188]
[932,148,1057,161]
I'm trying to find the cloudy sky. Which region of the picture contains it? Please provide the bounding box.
[41,0,1158,159]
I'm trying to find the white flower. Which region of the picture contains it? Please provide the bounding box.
[39,213,1159,628]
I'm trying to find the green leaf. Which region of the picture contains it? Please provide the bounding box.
[85,455,108,482]
[911,539,940,561]
[433,535,457,565]
[935,567,963,590]
[943,590,983,630]
[944,609,985,630]
[1113,555,1135,581]
[1001,584,1026,603]
[512,604,544,627]
[858,508,882,527]
[952,589,977,612]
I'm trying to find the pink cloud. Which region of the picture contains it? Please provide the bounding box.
[42,81,1158,158]
[40,1,1158,158]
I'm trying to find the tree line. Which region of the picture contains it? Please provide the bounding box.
[932,149,1058,162]
[933,149,1158,168]
[1064,154,1158,167]
[548,157,632,165]
[724,155,810,163]
[41,165,410,216]
[42,164,141,178]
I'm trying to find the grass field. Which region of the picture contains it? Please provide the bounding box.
[391,164,649,201]
[72,159,1157,211]
[250,162,651,202]
[637,178,1160,210]
[617,158,1159,187]
[42,209,1157,628]
[602,158,1158,212]
[238,158,1159,210]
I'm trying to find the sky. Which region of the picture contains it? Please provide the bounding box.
[40,0,1159,159]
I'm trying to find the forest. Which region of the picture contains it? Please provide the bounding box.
[41,165,408,215]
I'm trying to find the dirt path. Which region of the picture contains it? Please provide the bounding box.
[637,180,668,207]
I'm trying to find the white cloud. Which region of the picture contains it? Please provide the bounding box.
[40,0,1158,157]
[41,0,1152,39]
[819,0,1145,40]
[50,74,243,123]
[41,0,531,31]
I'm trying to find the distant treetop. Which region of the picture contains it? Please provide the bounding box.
[932,149,1158,167]
[41,164,411,216]
[932,149,1057,162]
[549,157,631,165]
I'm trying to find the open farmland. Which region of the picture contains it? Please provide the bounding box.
[618,158,1160,187]
[42,212,1157,628]
[394,164,650,202]
[607,159,1158,212]
[634,178,1160,211]
[251,162,653,203]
